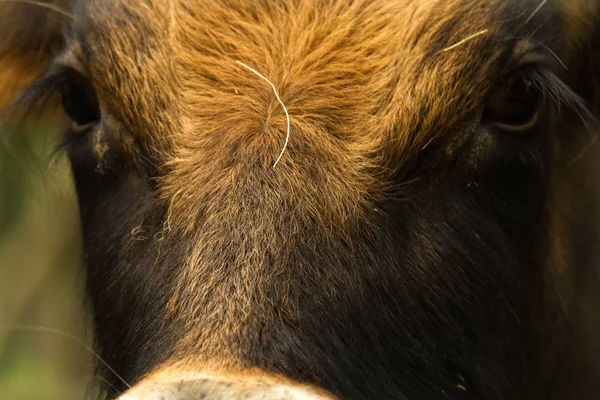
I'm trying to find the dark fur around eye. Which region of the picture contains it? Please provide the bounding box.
[3,66,101,131]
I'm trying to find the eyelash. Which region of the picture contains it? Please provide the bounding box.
[529,69,595,124]
[2,67,97,152]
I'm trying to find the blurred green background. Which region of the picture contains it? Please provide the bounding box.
[0,122,95,400]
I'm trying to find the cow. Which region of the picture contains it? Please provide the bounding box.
[2,0,600,399]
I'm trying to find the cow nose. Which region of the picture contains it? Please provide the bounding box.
[117,369,335,400]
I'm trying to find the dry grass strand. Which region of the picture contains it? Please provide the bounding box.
[443,29,488,52]
[236,60,291,168]
[524,0,549,25]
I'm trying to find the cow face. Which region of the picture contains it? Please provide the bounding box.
[2,1,600,399]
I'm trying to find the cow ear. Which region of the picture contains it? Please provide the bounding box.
[0,1,71,112]
[557,0,600,108]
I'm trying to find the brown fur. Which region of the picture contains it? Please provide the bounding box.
[2,0,600,399]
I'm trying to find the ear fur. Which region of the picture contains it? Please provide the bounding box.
[545,2,600,397]
[556,0,600,107]
[557,0,599,50]
[0,0,70,110]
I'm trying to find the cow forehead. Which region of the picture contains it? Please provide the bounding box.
[76,0,549,154]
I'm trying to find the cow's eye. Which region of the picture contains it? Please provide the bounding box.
[483,74,543,133]
[57,73,100,131]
